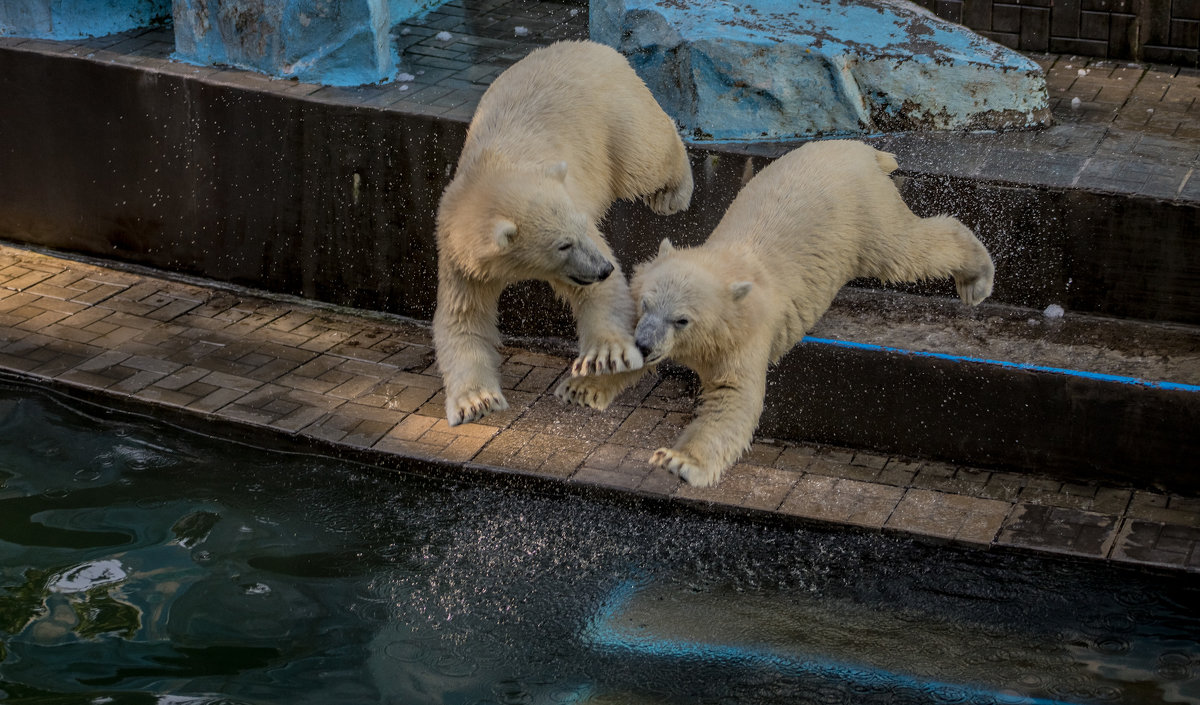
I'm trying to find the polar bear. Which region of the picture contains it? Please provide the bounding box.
[631,140,994,487]
[433,40,694,426]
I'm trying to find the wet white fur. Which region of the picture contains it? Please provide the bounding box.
[632,140,994,486]
[433,40,694,426]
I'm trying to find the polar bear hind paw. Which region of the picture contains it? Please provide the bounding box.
[645,178,692,216]
[554,376,618,411]
[955,268,994,306]
[446,387,509,426]
[572,340,644,377]
[651,447,721,487]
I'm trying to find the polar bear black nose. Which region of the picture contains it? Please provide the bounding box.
[637,341,653,359]
[596,262,614,281]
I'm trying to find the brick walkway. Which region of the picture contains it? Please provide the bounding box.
[2,244,1197,572]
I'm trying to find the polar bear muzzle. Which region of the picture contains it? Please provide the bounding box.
[563,244,615,286]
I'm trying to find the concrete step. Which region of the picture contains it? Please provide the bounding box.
[751,288,1200,494]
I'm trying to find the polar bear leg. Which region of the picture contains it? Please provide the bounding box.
[864,213,994,307]
[555,366,647,410]
[652,362,768,487]
[433,272,510,426]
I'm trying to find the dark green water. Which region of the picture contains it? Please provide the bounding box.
[1,377,1198,704]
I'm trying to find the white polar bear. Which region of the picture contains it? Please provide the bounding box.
[433,40,694,426]
[631,140,994,487]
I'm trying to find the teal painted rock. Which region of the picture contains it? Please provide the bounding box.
[591,0,1052,141]
[173,0,445,86]
[0,0,170,39]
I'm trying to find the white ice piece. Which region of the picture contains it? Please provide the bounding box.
[1043,304,1065,319]
[436,31,453,42]
[514,26,529,36]
[1071,97,1082,109]
[50,559,127,593]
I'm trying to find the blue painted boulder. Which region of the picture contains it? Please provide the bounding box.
[0,0,170,39]
[591,0,1051,141]
[173,0,444,86]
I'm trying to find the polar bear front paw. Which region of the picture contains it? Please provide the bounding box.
[572,340,644,377]
[446,387,509,426]
[651,447,722,488]
[555,375,620,411]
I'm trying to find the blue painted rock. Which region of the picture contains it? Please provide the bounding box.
[591,0,1052,140]
[173,0,442,86]
[1,0,170,39]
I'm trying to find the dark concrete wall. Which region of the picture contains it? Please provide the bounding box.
[758,343,1200,494]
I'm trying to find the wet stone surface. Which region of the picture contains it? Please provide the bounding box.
[2,244,1197,573]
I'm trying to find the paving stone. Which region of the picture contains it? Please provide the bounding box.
[998,504,1120,558]
[779,476,904,529]
[1111,520,1200,569]
[573,463,649,491]
[887,489,1011,545]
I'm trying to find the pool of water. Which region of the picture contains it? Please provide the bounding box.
[1,377,1198,704]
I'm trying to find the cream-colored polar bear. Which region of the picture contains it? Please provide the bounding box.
[433,40,693,426]
[631,140,994,487]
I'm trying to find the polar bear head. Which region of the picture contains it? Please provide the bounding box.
[437,160,614,286]
[631,238,753,366]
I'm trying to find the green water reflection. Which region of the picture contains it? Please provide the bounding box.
[1,378,1198,704]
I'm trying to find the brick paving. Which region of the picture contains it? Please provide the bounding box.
[2,244,1199,573]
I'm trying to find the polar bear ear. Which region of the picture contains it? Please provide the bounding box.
[730,281,753,302]
[546,161,568,183]
[657,238,675,257]
[492,218,517,249]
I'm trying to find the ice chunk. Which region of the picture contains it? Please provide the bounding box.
[50,559,127,593]
[1043,304,1065,319]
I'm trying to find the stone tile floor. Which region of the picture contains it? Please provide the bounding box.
[1,0,1198,202]
[2,243,1197,573]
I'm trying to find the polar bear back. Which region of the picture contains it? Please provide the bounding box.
[458,40,684,221]
[705,139,939,356]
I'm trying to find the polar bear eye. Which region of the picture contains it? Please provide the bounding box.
[557,242,573,252]
[674,317,690,328]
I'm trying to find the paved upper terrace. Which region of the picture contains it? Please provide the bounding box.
[3,0,1197,200]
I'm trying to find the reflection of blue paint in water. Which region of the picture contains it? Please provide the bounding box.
[803,337,1200,393]
[584,580,1084,705]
